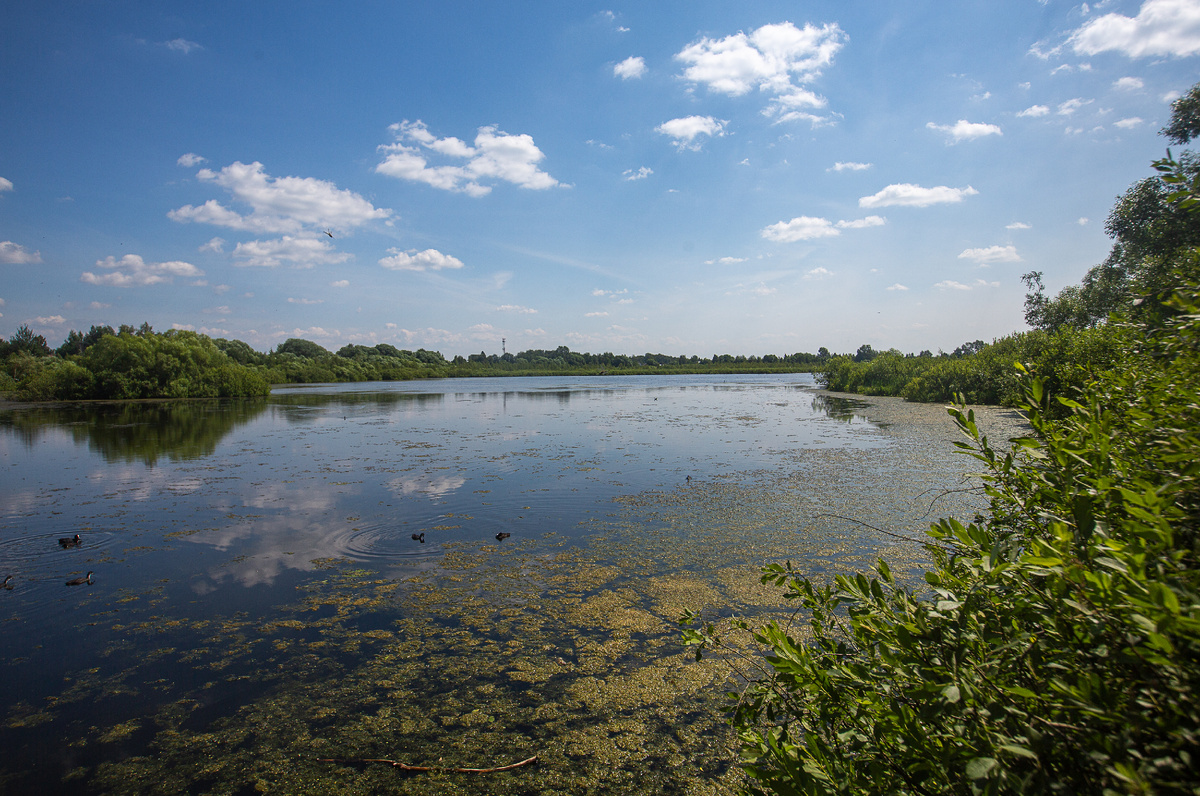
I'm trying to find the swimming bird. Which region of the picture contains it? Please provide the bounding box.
[495,532,511,541]
[58,534,81,548]
[2,575,13,590]
[65,571,93,586]
[412,532,425,543]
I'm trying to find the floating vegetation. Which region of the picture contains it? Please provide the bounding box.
[0,380,1030,794]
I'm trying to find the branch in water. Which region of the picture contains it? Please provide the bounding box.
[317,755,539,774]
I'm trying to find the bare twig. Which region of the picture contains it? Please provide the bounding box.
[317,755,538,774]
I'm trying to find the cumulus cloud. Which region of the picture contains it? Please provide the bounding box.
[34,315,66,325]
[1115,116,1144,128]
[287,297,324,305]
[926,119,1003,142]
[1057,97,1093,115]
[330,280,349,288]
[859,184,978,209]
[0,241,43,264]
[164,38,202,54]
[761,214,884,242]
[803,267,833,280]
[675,21,845,123]
[199,236,225,253]
[1017,104,1050,118]
[623,166,653,180]
[958,244,1022,264]
[705,256,747,264]
[656,115,727,150]
[1007,221,1032,230]
[497,304,537,314]
[1114,76,1146,90]
[886,283,909,291]
[177,153,207,167]
[81,254,203,287]
[614,56,646,79]
[1069,0,1200,57]
[829,161,872,171]
[761,216,839,242]
[170,161,392,234]
[232,236,350,268]
[378,248,465,272]
[836,215,886,229]
[585,311,609,317]
[0,177,13,192]
[936,278,999,291]
[376,120,559,196]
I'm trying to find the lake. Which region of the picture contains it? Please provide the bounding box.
[0,374,1026,795]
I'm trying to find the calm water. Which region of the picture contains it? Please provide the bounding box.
[0,374,994,795]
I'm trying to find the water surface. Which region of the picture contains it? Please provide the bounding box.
[0,374,1014,795]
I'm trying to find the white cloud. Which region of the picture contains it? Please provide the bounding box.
[330,280,349,288]
[199,237,225,253]
[1017,104,1051,117]
[0,241,43,264]
[675,21,845,124]
[287,297,324,305]
[376,120,559,196]
[935,280,972,291]
[497,304,537,314]
[926,119,1003,142]
[1078,217,1091,225]
[170,161,392,234]
[1006,221,1032,230]
[958,244,1022,264]
[1070,0,1200,57]
[232,236,350,268]
[34,315,66,325]
[164,38,202,54]
[0,177,13,192]
[592,288,629,297]
[89,301,110,309]
[585,311,609,317]
[81,254,203,287]
[614,56,646,79]
[656,115,727,150]
[803,267,833,280]
[1114,76,1146,90]
[177,152,207,167]
[828,161,872,171]
[1115,116,1144,128]
[761,216,839,242]
[379,248,465,272]
[859,184,978,209]
[623,166,653,181]
[705,256,747,264]
[1057,97,1094,115]
[836,215,886,229]
[886,283,909,291]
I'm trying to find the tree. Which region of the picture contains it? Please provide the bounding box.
[8,324,50,357]
[276,338,331,359]
[854,344,877,362]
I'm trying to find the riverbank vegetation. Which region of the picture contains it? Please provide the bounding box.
[1,324,831,401]
[682,85,1200,794]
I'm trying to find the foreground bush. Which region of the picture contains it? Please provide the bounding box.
[683,288,1200,794]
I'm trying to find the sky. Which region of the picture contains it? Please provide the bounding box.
[2,1,1199,358]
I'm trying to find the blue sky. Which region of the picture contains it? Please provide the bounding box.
[2,1,1199,357]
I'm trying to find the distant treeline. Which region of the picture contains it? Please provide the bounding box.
[0,324,836,401]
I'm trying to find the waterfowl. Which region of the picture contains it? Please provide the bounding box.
[65,571,93,586]
[495,532,511,541]
[2,575,13,590]
[58,534,81,548]
[411,532,425,543]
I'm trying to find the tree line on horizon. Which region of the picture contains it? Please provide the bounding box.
[2,315,1003,402]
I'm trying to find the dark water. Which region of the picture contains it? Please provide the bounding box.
[0,374,968,795]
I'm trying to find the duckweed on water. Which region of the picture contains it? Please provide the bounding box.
[3,391,1029,794]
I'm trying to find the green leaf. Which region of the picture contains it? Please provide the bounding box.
[998,744,1038,760]
[966,757,998,780]
[942,684,961,704]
